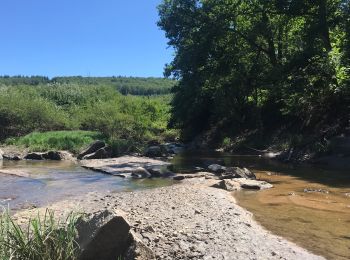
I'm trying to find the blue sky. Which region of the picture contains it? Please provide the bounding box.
[0,0,172,78]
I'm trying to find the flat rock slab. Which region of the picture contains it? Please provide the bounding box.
[81,156,171,177]
[234,178,274,190]
[0,169,31,178]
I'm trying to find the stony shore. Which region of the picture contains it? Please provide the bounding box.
[16,178,324,260]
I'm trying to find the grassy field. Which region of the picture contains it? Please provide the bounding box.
[6,131,103,154]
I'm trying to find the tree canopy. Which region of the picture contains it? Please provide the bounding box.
[158,0,350,142]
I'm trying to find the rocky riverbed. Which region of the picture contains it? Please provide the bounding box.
[16,178,324,260]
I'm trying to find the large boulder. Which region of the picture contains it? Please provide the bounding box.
[82,147,112,160]
[160,143,184,155]
[0,149,3,160]
[235,178,273,190]
[78,141,106,160]
[208,164,227,174]
[144,165,174,177]
[77,209,155,260]
[81,156,171,179]
[131,167,152,179]
[144,146,162,157]
[3,154,21,161]
[223,167,256,180]
[24,151,69,161]
[125,231,156,260]
[77,210,131,260]
[24,152,44,160]
[213,180,241,191]
[214,178,273,191]
[42,151,62,160]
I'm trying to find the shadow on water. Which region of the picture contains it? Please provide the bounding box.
[171,151,350,260]
[171,150,350,188]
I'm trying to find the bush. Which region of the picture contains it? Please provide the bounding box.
[0,84,178,149]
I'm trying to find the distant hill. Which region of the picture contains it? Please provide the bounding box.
[0,76,176,95]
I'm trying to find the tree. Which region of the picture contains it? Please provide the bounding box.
[158,0,350,142]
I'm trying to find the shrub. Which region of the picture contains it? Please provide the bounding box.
[0,84,178,149]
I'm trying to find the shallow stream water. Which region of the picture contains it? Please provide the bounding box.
[0,153,349,259]
[172,151,350,260]
[0,160,173,211]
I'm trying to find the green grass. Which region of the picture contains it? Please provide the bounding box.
[0,209,81,260]
[6,131,104,154]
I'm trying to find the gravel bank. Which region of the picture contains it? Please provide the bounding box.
[17,178,325,260]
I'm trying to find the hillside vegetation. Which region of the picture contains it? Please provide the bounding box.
[158,0,350,155]
[0,77,176,154]
[0,76,175,95]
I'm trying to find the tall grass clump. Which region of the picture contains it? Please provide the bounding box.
[0,209,80,260]
[6,131,104,154]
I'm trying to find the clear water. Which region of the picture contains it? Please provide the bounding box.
[1,152,349,259]
[171,151,350,260]
[0,160,173,211]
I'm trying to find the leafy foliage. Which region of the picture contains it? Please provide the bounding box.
[0,83,174,153]
[158,0,350,143]
[0,76,175,96]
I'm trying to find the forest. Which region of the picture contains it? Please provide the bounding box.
[0,76,175,95]
[158,0,350,154]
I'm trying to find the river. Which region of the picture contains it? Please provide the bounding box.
[172,151,350,260]
[0,153,349,259]
[0,160,173,211]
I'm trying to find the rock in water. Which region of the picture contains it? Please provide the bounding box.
[235,178,273,190]
[145,165,174,177]
[82,147,112,160]
[78,140,106,160]
[3,154,21,161]
[81,156,171,179]
[144,146,162,157]
[214,178,273,191]
[131,167,152,179]
[173,175,185,181]
[24,152,44,160]
[160,143,184,155]
[224,167,256,179]
[24,151,69,161]
[208,164,227,174]
[214,180,241,191]
[42,151,62,160]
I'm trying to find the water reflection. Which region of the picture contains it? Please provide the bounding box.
[0,160,173,211]
[171,151,350,260]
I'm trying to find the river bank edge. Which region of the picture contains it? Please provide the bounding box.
[1,142,350,172]
[13,178,325,260]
